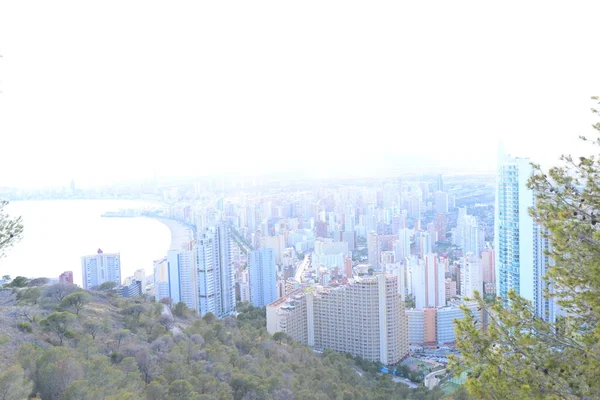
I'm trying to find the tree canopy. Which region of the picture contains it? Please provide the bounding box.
[453,97,600,399]
[0,200,23,259]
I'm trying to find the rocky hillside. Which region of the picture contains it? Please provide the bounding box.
[0,282,447,400]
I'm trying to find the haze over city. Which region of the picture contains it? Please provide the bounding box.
[1,1,599,188]
[1,2,600,399]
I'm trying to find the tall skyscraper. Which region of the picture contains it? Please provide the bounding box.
[437,174,445,192]
[456,214,480,256]
[248,248,277,308]
[434,191,449,214]
[412,254,445,309]
[81,249,121,290]
[480,249,495,285]
[495,154,553,320]
[195,223,236,318]
[394,228,411,261]
[367,231,378,267]
[167,248,197,310]
[262,235,285,264]
[418,231,433,257]
[460,253,482,298]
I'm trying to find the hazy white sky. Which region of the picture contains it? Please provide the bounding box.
[1,1,599,188]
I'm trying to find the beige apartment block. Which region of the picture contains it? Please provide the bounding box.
[266,274,409,365]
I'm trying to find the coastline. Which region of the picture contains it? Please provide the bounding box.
[144,216,194,251]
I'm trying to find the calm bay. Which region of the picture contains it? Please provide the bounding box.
[1,200,172,287]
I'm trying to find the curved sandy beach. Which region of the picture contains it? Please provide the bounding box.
[151,217,194,250]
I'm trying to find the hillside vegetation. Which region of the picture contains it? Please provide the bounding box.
[0,281,446,400]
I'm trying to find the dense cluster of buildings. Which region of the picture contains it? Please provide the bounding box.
[54,151,560,366]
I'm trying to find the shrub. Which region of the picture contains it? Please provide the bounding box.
[17,322,32,333]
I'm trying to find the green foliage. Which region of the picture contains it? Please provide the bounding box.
[18,321,33,333]
[18,287,42,304]
[272,331,292,343]
[173,301,188,318]
[40,311,77,345]
[3,284,447,400]
[0,200,23,259]
[44,282,82,303]
[98,281,119,292]
[28,277,50,287]
[0,364,33,400]
[453,97,600,399]
[61,292,91,315]
[8,276,29,288]
[201,311,216,324]
[404,294,416,309]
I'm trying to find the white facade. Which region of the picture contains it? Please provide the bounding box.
[167,249,197,310]
[495,154,554,320]
[456,214,480,256]
[460,254,482,298]
[248,248,277,308]
[196,223,236,318]
[386,262,407,301]
[81,250,121,290]
[267,275,409,365]
[394,228,411,261]
[434,191,448,214]
[436,302,481,344]
[406,309,425,345]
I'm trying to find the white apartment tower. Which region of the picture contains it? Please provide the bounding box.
[460,253,482,298]
[496,153,554,321]
[81,249,121,290]
[195,223,236,318]
[412,254,446,309]
[456,213,480,257]
[248,248,277,308]
[167,248,198,310]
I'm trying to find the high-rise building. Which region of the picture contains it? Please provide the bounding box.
[344,256,353,278]
[456,213,480,256]
[248,248,277,308]
[315,221,328,239]
[133,269,147,293]
[394,228,411,261]
[412,254,446,309]
[434,191,448,214]
[267,274,409,365]
[434,213,447,242]
[495,154,552,320]
[445,278,457,299]
[195,223,236,318]
[418,232,433,257]
[460,253,482,298]
[262,235,285,264]
[367,231,378,267]
[437,174,445,192]
[386,262,407,301]
[81,249,121,290]
[167,248,197,310]
[480,249,495,285]
[153,257,169,301]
